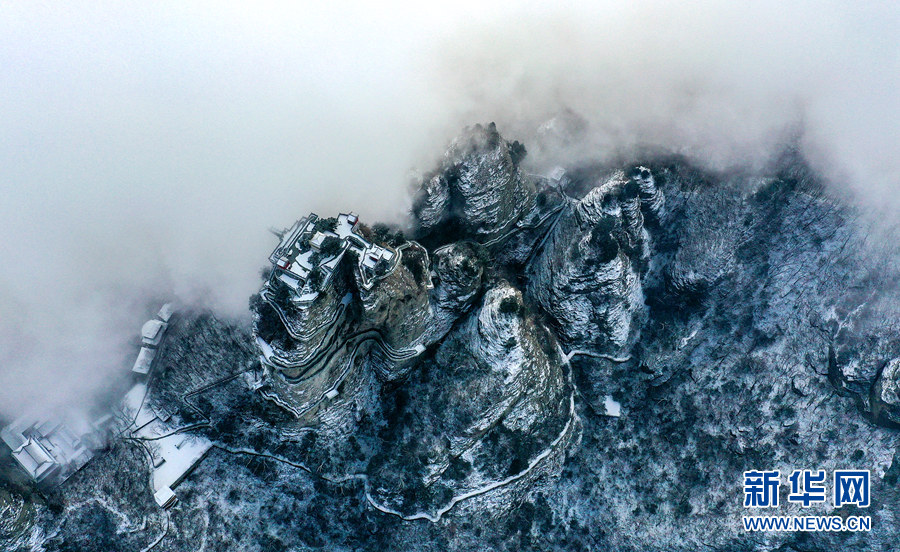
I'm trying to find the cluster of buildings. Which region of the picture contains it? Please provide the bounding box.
[1,304,177,488]
[119,303,212,508]
[268,212,396,301]
[0,414,109,485]
[2,213,403,504]
[1,302,208,509]
[120,381,210,508]
[132,303,174,375]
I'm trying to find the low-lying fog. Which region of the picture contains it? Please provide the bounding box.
[1,1,896,417]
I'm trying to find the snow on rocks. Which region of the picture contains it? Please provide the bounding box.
[527,172,655,355]
[412,122,534,243]
[364,281,575,519]
[873,358,900,426]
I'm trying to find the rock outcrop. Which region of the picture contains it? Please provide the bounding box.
[412,122,535,243]
[528,169,660,354]
[424,241,487,339]
[366,284,575,519]
[31,123,900,552]
[873,358,900,426]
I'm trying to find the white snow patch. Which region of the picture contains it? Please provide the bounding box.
[256,337,275,362]
[679,328,699,350]
[603,395,621,417]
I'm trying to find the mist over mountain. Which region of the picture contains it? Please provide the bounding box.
[5,119,900,551]
[435,2,899,204]
[0,1,897,425]
[2,4,900,550]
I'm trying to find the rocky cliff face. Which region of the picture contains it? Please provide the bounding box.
[527,169,660,355]
[412,122,535,243]
[366,284,574,520]
[16,126,900,552]
[426,241,487,336]
[238,126,580,522]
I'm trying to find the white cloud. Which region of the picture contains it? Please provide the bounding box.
[0,1,896,416]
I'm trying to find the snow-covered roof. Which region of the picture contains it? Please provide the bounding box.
[154,486,177,508]
[269,216,314,266]
[310,231,326,249]
[157,303,175,323]
[1,419,28,451]
[132,347,156,375]
[2,415,96,483]
[548,166,566,181]
[335,213,358,238]
[322,254,342,271]
[141,320,167,345]
[13,439,55,476]
[360,244,394,270]
[278,272,301,291]
[287,250,314,274]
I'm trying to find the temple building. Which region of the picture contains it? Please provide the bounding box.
[1,415,106,485]
[132,303,173,375]
[268,212,396,301]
